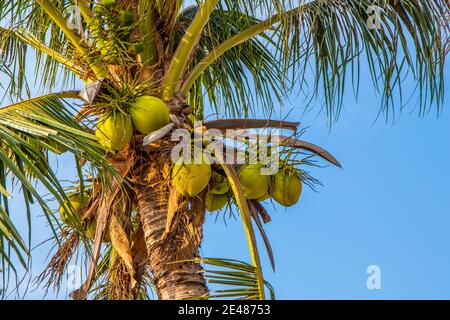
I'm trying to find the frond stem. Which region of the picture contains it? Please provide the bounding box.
[75,0,106,50]
[161,0,219,101]
[219,163,266,299]
[139,0,158,68]
[37,0,108,79]
[0,27,85,76]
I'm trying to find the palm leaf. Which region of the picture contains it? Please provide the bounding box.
[176,6,287,117]
[0,91,116,286]
[182,0,449,122]
[0,0,106,98]
[193,258,275,300]
[1,1,78,96]
[0,27,85,77]
[218,162,266,299]
[162,0,220,100]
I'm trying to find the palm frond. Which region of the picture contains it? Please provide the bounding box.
[182,0,449,122]
[154,0,182,46]
[0,27,85,77]
[218,162,266,299]
[162,0,220,100]
[0,0,107,99]
[0,204,28,269]
[0,92,116,284]
[1,1,78,97]
[177,6,287,118]
[193,258,275,300]
[139,0,159,68]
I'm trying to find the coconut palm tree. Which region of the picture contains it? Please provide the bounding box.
[0,0,448,300]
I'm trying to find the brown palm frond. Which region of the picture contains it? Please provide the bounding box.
[71,163,134,300]
[250,199,271,224]
[248,200,275,271]
[279,136,342,168]
[109,213,137,290]
[204,119,300,132]
[107,256,134,300]
[131,226,150,298]
[36,230,79,294]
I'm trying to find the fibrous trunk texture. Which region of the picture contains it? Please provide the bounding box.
[135,153,208,299]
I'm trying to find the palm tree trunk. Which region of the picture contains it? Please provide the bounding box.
[135,166,208,299]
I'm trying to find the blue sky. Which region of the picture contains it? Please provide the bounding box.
[200,85,450,299]
[216,106,450,300]
[1,19,450,301]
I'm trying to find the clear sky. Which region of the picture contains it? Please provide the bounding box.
[1,36,449,301]
[199,77,450,299]
[204,96,450,300]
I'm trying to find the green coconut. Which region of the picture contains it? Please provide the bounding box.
[119,10,136,27]
[270,168,302,207]
[129,96,170,134]
[95,112,133,151]
[237,164,270,200]
[59,194,88,226]
[210,172,230,195]
[257,192,270,202]
[86,221,111,243]
[101,0,116,8]
[171,160,211,197]
[205,192,228,212]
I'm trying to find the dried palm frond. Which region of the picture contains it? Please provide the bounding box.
[36,230,79,294]
[109,213,136,290]
[107,255,134,300]
[248,200,275,271]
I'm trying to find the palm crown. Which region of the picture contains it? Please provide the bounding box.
[0,0,448,300]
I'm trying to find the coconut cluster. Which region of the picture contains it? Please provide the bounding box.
[238,164,303,207]
[171,160,230,212]
[171,160,303,212]
[95,95,170,151]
